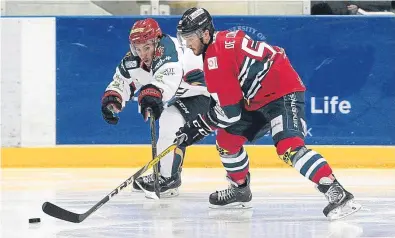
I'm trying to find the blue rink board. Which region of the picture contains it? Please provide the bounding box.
[56,16,395,145]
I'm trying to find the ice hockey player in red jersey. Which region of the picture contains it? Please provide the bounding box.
[175,8,361,220]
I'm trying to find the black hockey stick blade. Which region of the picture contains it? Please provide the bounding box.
[42,143,177,223]
[42,201,81,223]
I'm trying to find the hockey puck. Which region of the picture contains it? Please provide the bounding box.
[29,218,41,223]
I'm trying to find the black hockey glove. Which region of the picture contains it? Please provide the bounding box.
[175,114,213,147]
[101,90,122,125]
[138,84,164,121]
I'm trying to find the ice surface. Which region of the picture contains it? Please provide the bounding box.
[1,168,394,238]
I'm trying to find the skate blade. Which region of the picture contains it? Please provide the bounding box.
[144,188,179,199]
[159,188,179,198]
[135,180,160,200]
[209,202,252,209]
[328,199,362,220]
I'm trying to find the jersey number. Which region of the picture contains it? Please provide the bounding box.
[241,37,275,57]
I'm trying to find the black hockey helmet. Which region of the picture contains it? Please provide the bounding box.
[177,8,215,46]
[178,8,214,36]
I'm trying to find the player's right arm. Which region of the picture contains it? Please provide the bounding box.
[101,52,142,124]
[203,33,246,129]
[174,44,244,146]
[204,75,243,129]
[175,31,247,147]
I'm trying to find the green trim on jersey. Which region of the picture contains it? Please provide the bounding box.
[151,35,179,74]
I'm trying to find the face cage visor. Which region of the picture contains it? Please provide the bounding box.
[129,38,157,57]
[177,28,205,47]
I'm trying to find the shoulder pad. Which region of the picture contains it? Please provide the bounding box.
[151,35,179,74]
[118,51,141,77]
[122,51,141,70]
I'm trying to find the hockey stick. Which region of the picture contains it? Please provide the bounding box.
[150,110,161,199]
[136,108,161,199]
[42,142,178,223]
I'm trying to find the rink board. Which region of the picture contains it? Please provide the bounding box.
[1,16,395,168]
[2,146,395,168]
[56,16,395,146]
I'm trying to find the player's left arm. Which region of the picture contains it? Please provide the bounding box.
[204,89,243,129]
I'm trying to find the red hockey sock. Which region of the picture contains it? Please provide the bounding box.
[311,164,333,184]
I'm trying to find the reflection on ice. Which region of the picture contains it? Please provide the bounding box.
[327,221,364,238]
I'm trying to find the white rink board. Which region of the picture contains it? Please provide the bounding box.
[1,17,56,147]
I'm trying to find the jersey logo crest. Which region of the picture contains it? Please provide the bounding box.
[154,46,165,60]
[207,57,218,70]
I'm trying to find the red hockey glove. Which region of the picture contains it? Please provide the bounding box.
[138,84,164,121]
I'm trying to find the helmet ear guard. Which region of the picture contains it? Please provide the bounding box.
[130,44,138,56]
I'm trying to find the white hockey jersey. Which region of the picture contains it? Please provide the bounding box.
[105,35,209,109]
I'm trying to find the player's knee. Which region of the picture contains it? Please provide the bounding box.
[275,137,306,166]
[216,142,238,157]
[215,131,249,182]
[216,130,247,156]
[159,106,185,136]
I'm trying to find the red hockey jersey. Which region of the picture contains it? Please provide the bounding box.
[204,30,306,114]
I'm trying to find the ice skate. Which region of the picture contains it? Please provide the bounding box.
[136,172,181,198]
[132,173,157,192]
[209,173,252,209]
[317,177,361,220]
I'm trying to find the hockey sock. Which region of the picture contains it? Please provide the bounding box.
[276,137,333,184]
[171,146,186,176]
[221,147,249,183]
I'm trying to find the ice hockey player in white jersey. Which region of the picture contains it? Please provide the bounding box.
[101,18,210,197]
